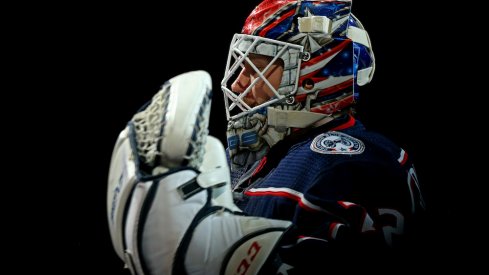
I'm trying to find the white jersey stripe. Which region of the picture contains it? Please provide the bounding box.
[397,149,407,164]
[330,223,344,240]
[245,187,328,213]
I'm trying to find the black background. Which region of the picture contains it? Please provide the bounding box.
[24,0,474,273]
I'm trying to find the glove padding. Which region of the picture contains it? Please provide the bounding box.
[107,71,292,275]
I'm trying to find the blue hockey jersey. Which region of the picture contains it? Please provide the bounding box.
[230,115,425,267]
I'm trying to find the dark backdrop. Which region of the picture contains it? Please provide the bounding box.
[53,1,471,273]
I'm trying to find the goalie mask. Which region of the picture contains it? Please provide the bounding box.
[221,0,375,168]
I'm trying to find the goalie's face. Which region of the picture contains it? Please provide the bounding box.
[231,53,284,107]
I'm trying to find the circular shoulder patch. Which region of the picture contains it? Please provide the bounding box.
[310,131,365,155]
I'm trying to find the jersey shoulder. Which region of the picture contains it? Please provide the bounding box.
[289,120,403,170]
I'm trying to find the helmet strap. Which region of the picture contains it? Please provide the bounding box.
[267,107,334,129]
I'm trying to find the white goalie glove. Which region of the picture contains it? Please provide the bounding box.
[107,71,292,275]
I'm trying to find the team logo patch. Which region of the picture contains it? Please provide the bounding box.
[310,131,365,155]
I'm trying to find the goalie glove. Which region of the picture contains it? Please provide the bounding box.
[107,71,292,275]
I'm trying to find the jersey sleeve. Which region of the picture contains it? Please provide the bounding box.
[277,150,426,270]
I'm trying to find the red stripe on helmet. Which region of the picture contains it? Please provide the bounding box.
[310,94,354,114]
[300,40,351,70]
[258,9,296,37]
[295,80,353,102]
[242,0,297,35]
